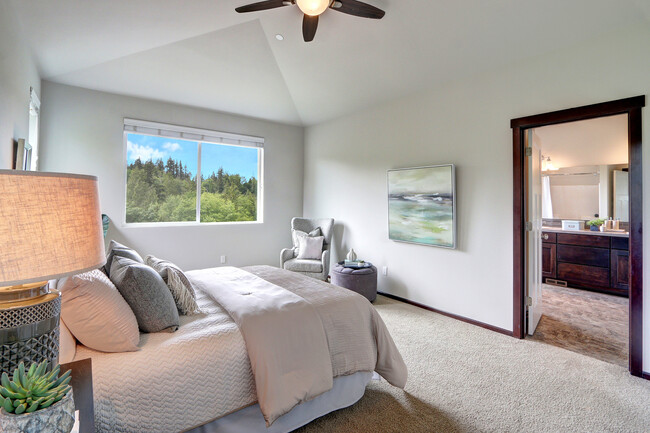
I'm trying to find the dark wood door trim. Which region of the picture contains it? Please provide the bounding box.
[628,106,644,376]
[510,96,645,378]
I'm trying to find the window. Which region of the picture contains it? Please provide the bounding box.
[124,119,263,224]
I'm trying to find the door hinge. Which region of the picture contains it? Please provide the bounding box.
[526,296,533,307]
[525,221,533,231]
[525,147,533,157]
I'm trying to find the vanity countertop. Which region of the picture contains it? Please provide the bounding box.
[542,227,629,238]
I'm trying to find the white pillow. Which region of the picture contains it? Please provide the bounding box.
[292,227,322,257]
[297,235,324,260]
[59,319,77,363]
[58,269,140,353]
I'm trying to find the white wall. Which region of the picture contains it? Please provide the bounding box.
[40,82,304,271]
[303,25,650,370]
[0,2,41,169]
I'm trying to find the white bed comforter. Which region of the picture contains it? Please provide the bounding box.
[76,265,407,433]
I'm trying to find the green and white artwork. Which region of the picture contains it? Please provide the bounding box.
[388,165,456,248]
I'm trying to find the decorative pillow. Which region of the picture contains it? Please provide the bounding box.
[104,240,144,277]
[145,255,201,316]
[110,256,180,333]
[59,319,77,363]
[297,235,325,260]
[292,227,322,255]
[58,269,140,353]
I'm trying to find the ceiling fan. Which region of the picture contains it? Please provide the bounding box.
[235,0,385,42]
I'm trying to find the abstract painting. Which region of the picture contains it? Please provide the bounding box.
[388,164,456,249]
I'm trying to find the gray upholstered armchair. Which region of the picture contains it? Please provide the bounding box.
[280,217,334,281]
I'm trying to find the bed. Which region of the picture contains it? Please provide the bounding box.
[72,265,407,433]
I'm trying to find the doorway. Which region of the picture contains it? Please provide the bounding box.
[511,96,645,377]
[528,116,630,366]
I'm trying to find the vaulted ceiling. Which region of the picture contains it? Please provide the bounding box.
[8,0,650,126]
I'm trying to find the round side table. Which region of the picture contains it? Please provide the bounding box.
[331,263,377,302]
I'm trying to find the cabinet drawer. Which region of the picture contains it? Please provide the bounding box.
[542,232,557,243]
[611,237,629,250]
[557,233,610,248]
[557,263,610,288]
[556,245,610,268]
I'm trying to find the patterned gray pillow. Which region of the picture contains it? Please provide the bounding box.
[104,240,144,277]
[145,255,201,316]
[109,256,179,333]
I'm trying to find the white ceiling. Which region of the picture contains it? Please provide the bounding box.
[534,114,628,168]
[8,0,650,126]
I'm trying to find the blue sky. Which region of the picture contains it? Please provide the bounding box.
[127,133,259,179]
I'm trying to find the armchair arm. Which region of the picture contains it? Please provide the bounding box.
[321,248,331,279]
[280,248,295,268]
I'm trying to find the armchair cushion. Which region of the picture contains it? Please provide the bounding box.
[283,259,324,273]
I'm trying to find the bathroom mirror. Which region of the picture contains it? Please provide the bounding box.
[542,164,628,222]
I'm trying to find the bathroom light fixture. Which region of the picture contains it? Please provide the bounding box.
[543,156,559,171]
[275,34,284,41]
[296,0,332,16]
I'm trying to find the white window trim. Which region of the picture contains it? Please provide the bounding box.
[122,119,264,227]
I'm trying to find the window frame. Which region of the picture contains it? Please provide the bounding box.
[122,119,264,227]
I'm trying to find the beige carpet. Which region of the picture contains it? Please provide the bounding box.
[294,295,650,433]
[529,284,628,367]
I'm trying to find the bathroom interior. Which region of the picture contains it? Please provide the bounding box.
[528,114,629,367]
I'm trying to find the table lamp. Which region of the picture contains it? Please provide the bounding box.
[0,170,105,375]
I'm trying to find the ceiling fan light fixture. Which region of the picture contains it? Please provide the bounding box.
[296,0,331,16]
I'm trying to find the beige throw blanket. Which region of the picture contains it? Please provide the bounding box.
[190,266,332,426]
[190,265,407,426]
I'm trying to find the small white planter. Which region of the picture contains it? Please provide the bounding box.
[0,389,75,433]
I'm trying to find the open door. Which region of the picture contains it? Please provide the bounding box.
[526,129,543,335]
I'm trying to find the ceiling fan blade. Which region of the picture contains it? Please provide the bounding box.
[236,0,290,13]
[331,0,385,19]
[302,14,319,42]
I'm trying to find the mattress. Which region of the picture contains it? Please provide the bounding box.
[74,288,257,433]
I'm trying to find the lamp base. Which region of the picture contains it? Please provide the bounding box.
[0,282,60,375]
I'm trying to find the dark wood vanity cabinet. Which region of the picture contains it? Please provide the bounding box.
[542,231,629,297]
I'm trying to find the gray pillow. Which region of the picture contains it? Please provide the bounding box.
[104,240,144,277]
[145,255,201,316]
[109,256,179,333]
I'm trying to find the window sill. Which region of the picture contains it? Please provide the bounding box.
[121,220,263,229]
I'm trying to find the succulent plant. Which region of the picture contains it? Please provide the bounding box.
[0,361,71,415]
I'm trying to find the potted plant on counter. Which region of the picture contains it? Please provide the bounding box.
[0,361,74,433]
[586,218,605,231]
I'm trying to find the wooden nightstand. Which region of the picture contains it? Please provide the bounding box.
[60,358,94,433]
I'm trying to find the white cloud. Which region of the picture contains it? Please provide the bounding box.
[127,141,165,161]
[163,142,181,152]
